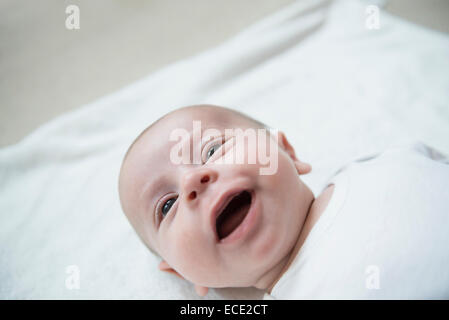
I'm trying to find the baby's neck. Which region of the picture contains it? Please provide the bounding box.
[255,183,335,293]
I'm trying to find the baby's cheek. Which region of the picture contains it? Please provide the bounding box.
[257,153,290,190]
[169,225,216,283]
[252,226,280,261]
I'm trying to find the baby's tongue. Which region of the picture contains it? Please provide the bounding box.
[216,200,250,239]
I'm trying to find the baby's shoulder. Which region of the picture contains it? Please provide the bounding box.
[348,142,449,169]
[327,142,449,188]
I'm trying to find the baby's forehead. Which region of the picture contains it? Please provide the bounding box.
[126,107,242,177]
[139,108,252,149]
[153,107,243,132]
[125,107,257,188]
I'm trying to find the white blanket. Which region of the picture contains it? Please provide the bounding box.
[1,0,448,299]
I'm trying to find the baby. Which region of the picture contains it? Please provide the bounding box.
[118,104,449,299]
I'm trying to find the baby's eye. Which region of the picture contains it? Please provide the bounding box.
[205,144,222,162]
[161,197,177,218]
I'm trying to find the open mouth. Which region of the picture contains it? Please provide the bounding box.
[215,190,252,240]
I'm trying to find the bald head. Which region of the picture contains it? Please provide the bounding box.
[122,105,267,166]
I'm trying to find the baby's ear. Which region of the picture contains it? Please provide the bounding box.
[275,131,312,175]
[158,260,209,297]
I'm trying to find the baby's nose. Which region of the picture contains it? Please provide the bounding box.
[181,168,217,202]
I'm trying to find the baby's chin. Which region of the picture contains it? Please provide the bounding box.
[220,215,301,287]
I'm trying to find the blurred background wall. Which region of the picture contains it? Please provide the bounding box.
[1,0,448,147]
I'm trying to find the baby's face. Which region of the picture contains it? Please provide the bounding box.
[119,106,312,289]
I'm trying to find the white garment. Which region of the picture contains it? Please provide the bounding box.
[265,143,449,299]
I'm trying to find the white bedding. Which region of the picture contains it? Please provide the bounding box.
[1,0,448,299]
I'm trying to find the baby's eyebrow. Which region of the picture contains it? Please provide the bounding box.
[140,175,168,227]
[141,174,168,203]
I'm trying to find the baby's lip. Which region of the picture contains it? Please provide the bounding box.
[209,187,249,242]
